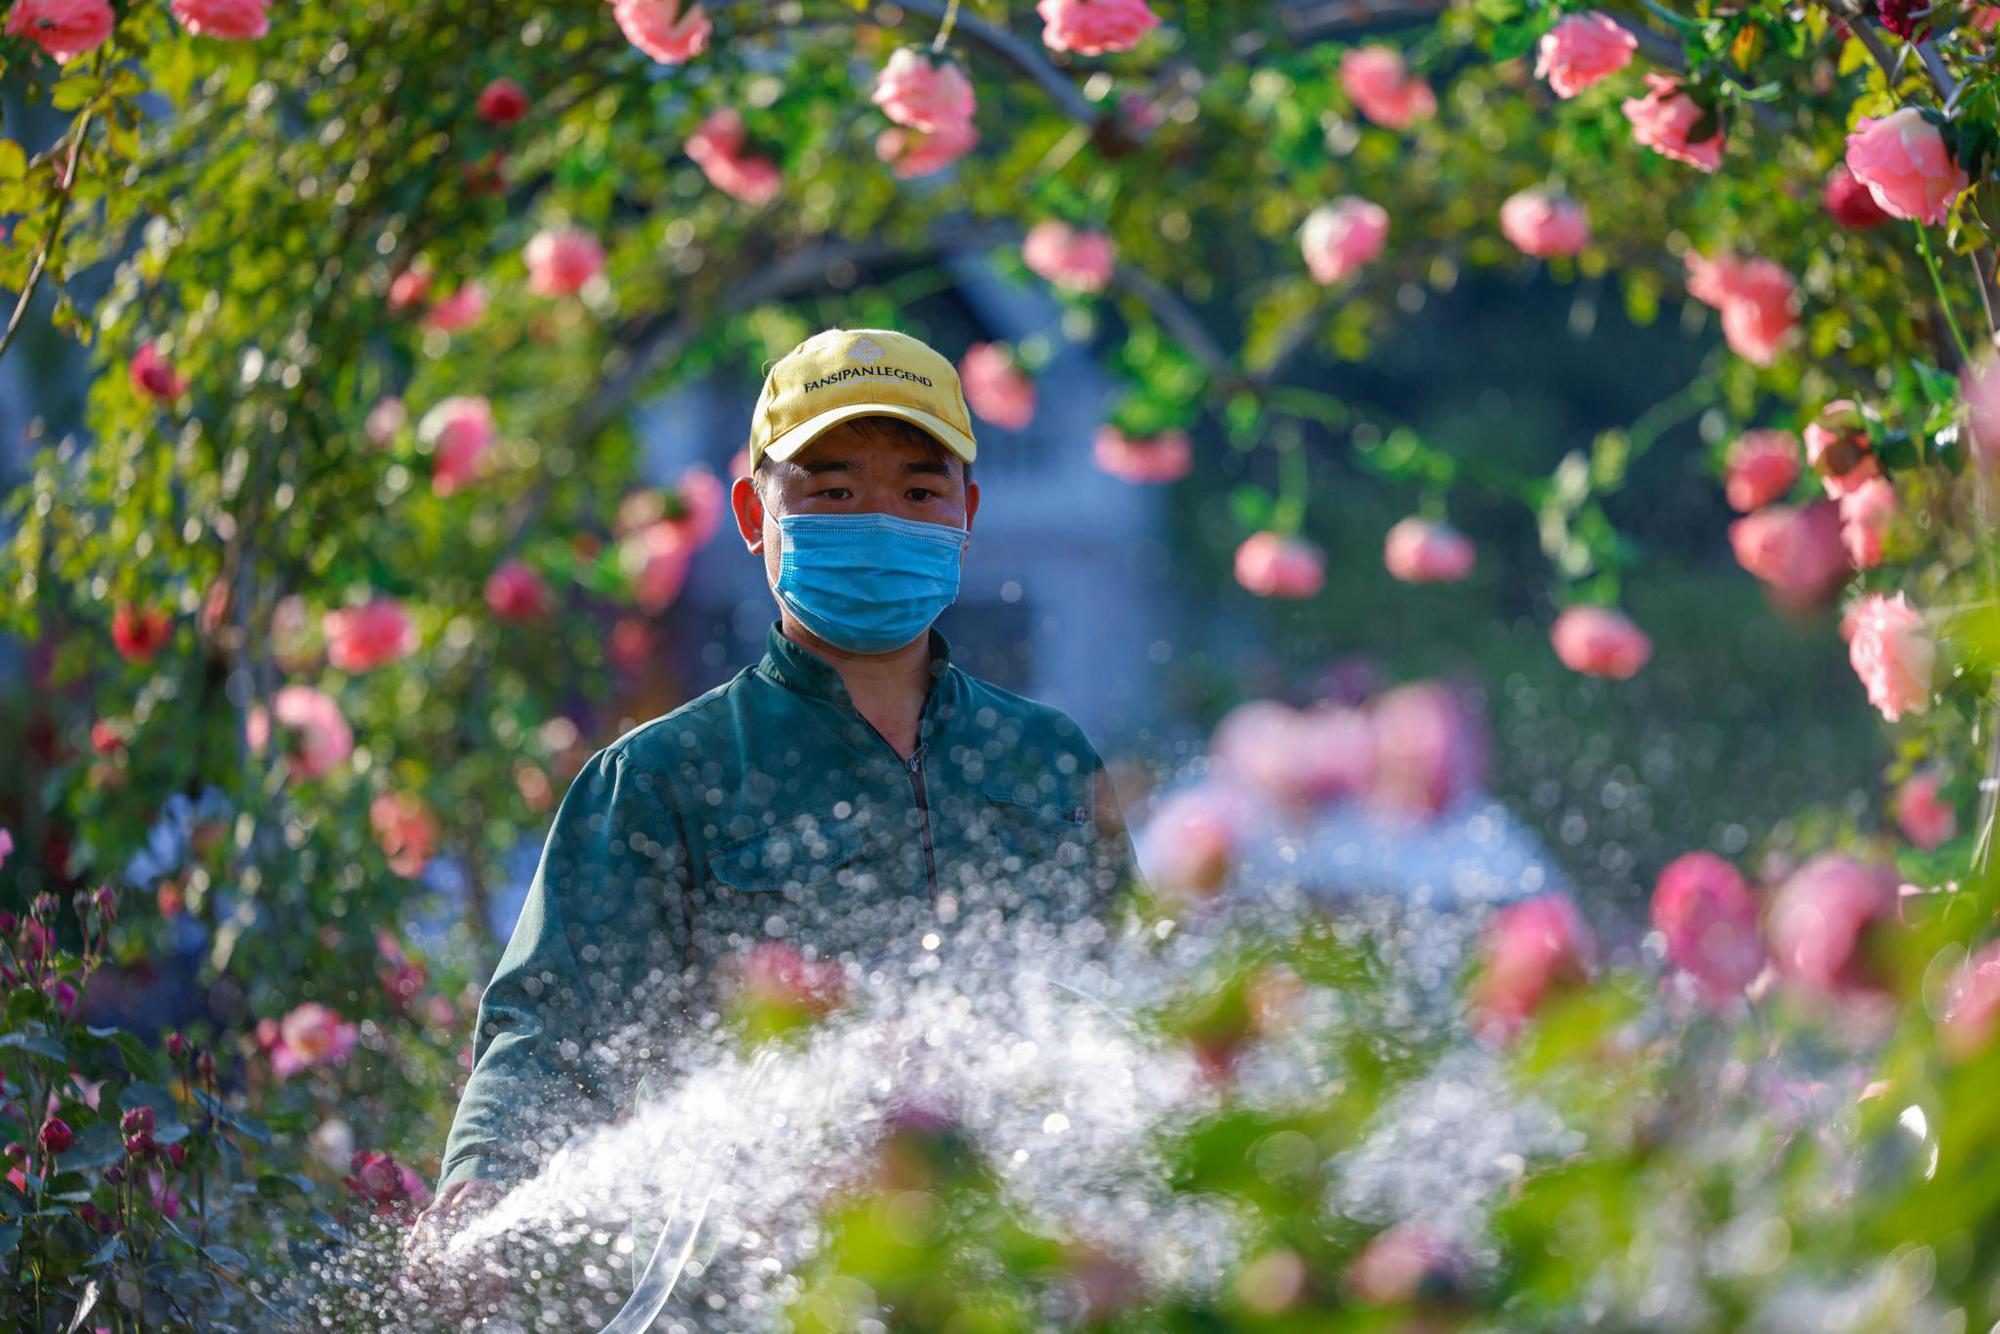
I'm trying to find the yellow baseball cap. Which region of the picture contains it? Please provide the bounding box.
[748,327,978,470]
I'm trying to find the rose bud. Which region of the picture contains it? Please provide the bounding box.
[38,1116,74,1156]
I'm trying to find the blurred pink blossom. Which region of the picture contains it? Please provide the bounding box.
[1843,591,1933,722]
[1728,500,1851,611]
[611,0,710,64]
[524,227,606,297]
[418,395,497,496]
[1686,253,1797,366]
[6,0,113,63]
[1622,74,1723,172]
[268,1002,359,1079]
[1723,430,1800,511]
[1499,189,1590,258]
[1550,605,1651,679]
[1093,426,1191,483]
[1535,12,1635,98]
[1233,531,1324,598]
[1022,221,1116,293]
[1846,107,1967,225]
[1469,894,1594,1042]
[1651,852,1763,1006]
[1339,46,1435,130]
[1894,770,1957,850]
[1035,0,1159,54]
[1383,517,1475,584]
[246,685,354,782]
[170,0,267,39]
[323,598,416,673]
[872,48,976,134]
[686,109,782,204]
[960,343,1036,430]
[1300,198,1388,284]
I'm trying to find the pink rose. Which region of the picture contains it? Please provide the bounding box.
[1824,163,1892,230]
[424,280,489,334]
[1535,12,1636,99]
[1803,399,1879,497]
[1382,517,1475,584]
[169,0,268,40]
[246,685,354,782]
[364,396,406,447]
[1723,430,1800,511]
[875,122,979,178]
[871,48,976,135]
[1550,605,1651,679]
[369,792,439,879]
[417,395,496,496]
[1844,591,1933,722]
[665,466,726,547]
[1498,189,1590,258]
[1728,501,1850,611]
[386,268,431,313]
[1338,46,1436,130]
[1469,894,1595,1042]
[1963,349,2000,469]
[1651,852,1763,1005]
[1685,253,1797,367]
[611,0,710,64]
[1211,700,1342,807]
[1845,107,1968,226]
[111,605,173,662]
[1346,1224,1464,1306]
[1035,0,1160,55]
[484,559,553,621]
[1838,476,1897,569]
[621,520,693,612]
[524,227,606,297]
[323,598,416,673]
[960,343,1036,430]
[1766,853,1897,997]
[1300,198,1389,285]
[476,77,531,126]
[738,941,846,1017]
[1140,783,1256,901]
[686,109,782,203]
[1094,426,1191,483]
[1939,940,2000,1060]
[344,1149,430,1216]
[265,1002,358,1079]
[129,343,187,402]
[5,0,113,63]
[1894,770,1957,850]
[1297,704,1379,804]
[1622,73,1724,172]
[1368,681,1485,816]
[1233,530,1325,598]
[1021,221,1116,293]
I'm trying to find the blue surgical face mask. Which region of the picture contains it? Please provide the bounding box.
[774,512,964,654]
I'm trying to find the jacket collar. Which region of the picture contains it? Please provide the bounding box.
[757,616,953,712]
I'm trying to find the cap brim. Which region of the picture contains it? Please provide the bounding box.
[762,401,977,466]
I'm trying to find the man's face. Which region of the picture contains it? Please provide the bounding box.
[733,419,980,595]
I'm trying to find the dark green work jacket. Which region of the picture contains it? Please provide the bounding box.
[438,617,1144,1190]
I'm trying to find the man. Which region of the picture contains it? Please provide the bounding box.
[406,327,1143,1270]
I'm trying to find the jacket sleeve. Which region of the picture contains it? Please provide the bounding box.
[437,744,690,1192]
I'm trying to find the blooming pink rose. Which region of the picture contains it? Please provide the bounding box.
[524,227,606,297]
[872,48,976,135]
[345,1149,430,1216]
[1844,591,1934,722]
[1651,852,1763,1005]
[1723,430,1800,511]
[1338,46,1436,130]
[246,685,354,782]
[170,0,267,40]
[111,604,173,662]
[1469,894,1594,1042]
[1728,501,1850,611]
[875,122,979,178]
[1803,399,1879,497]
[1093,426,1191,483]
[476,77,531,126]
[268,1002,359,1079]
[130,343,187,402]
[1838,476,1897,569]
[1036,0,1160,55]
[484,559,553,621]
[621,519,693,612]
[1210,700,1316,807]
[665,466,726,546]
[1298,704,1379,804]
[738,941,846,1017]
[1550,605,1651,679]
[1346,1224,1464,1306]
[1894,770,1957,850]
[369,792,439,878]
[1535,12,1636,99]
[364,396,406,447]
[1382,517,1475,584]
[1824,163,1892,229]
[1300,198,1389,284]
[1685,253,1797,367]
[686,109,782,203]
[1845,107,1968,225]
[1022,221,1116,293]
[424,280,489,334]
[418,395,497,496]
[1368,680,1485,816]
[7,0,112,61]
[1233,531,1325,598]
[960,343,1036,430]
[323,598,416,673]
[1767,853,1897,997]
[386,268,431,313]
[1622,73,1724,172]
[611,0,710,64]
[1140,783,1254,901]
[1939,940,2000,1060]
[1499,189,1590,258]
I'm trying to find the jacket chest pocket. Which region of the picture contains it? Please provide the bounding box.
[980,788,1093,874]
[708,822,866,896]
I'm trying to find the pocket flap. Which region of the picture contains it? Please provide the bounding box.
[709,821,865,893]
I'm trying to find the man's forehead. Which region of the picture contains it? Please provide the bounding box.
[786,426,957,471]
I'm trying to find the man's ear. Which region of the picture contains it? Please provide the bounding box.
[731,473,766,553]
[961,474,980,543]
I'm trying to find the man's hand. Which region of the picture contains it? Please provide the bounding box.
[399,1178,513,1319]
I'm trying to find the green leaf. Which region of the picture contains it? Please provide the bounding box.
[0,1031,69,1064]
[61,1123,124,1172]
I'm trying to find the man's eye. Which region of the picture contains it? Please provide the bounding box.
[907,489,936,501]
[818,488,852,499]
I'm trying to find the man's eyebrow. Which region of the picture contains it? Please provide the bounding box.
[797,457,956,477]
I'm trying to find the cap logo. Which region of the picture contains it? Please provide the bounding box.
[850,336,886,365]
